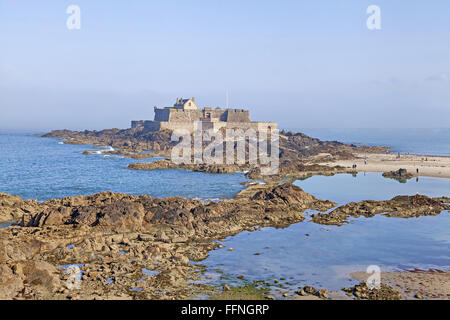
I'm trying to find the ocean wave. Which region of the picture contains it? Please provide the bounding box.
[88,146,115,155]
[193,197,223,203]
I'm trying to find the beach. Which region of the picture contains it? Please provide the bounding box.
[351,270,450,300]
[322,153,450,179]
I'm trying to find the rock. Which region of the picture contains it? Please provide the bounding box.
[223,285,231,291]
[296,289,307,296]
[0,264,23,299]
[128,159,245,175]
[156,231,169,242]
[1,260,61,299]
[0,182,344,300]
[382,169,415,183]
[303,286,317,295]
[415,293,423,299]
[318,288,328,299]
[0,193,41,223]
[43,127,388,181]
[138,234,153,242]
[312,194,450,226]
[342,283,403,300]
[171,236,188,243]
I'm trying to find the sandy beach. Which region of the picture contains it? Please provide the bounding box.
[321,153,450,179]
[351,270,450,300]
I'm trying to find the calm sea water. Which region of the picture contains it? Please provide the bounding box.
[0,132,247,202]
[197,173,450,294]
[2,131,450,295]
[294,128,450,156]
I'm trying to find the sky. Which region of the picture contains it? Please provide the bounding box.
[0,0,449,131]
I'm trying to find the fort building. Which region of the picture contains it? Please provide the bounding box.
[131,97,277,133]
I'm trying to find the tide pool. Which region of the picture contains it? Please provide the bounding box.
[196,173,450,294]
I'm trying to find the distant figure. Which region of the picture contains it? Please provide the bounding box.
[416,168,419,174]
[364,159,367,165]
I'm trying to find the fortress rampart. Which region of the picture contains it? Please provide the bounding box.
[131,97,277,133]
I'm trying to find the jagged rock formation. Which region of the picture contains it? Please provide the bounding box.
[246,160,350,180]
[311,194,450,226]
[128,159,246,174]
[42,128,175,153]
[0,193,41,223]
[42,128,389,178]
[0,184,335,300]
[20,184,335,237]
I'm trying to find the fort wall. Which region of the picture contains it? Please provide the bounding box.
[131,98,277,133]
[136,120,277,133]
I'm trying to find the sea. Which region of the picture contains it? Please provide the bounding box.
[297,128,450,156]
[1,129,450,296]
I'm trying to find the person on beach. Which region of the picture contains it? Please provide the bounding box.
[416,168,419,174]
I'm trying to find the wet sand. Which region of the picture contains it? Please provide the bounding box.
[351,270,450,300]
[322,153,450,179]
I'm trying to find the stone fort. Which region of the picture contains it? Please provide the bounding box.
[131,97,277,133]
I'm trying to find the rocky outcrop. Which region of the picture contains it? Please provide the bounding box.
[295,286,329,299]
[44,128,388,180]
[19,184,335,238]
[128,159,246,174]
[127,158,351,182]
[246,160,350,181]
[42,128,176,154]
[382,168,415,183]
[0,184,336,300]
[0,232,63,300]
[342,283,403,300]
[0,193,41,223]
[311,194,450,226]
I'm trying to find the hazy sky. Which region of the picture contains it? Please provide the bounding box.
[1,0,449,131]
